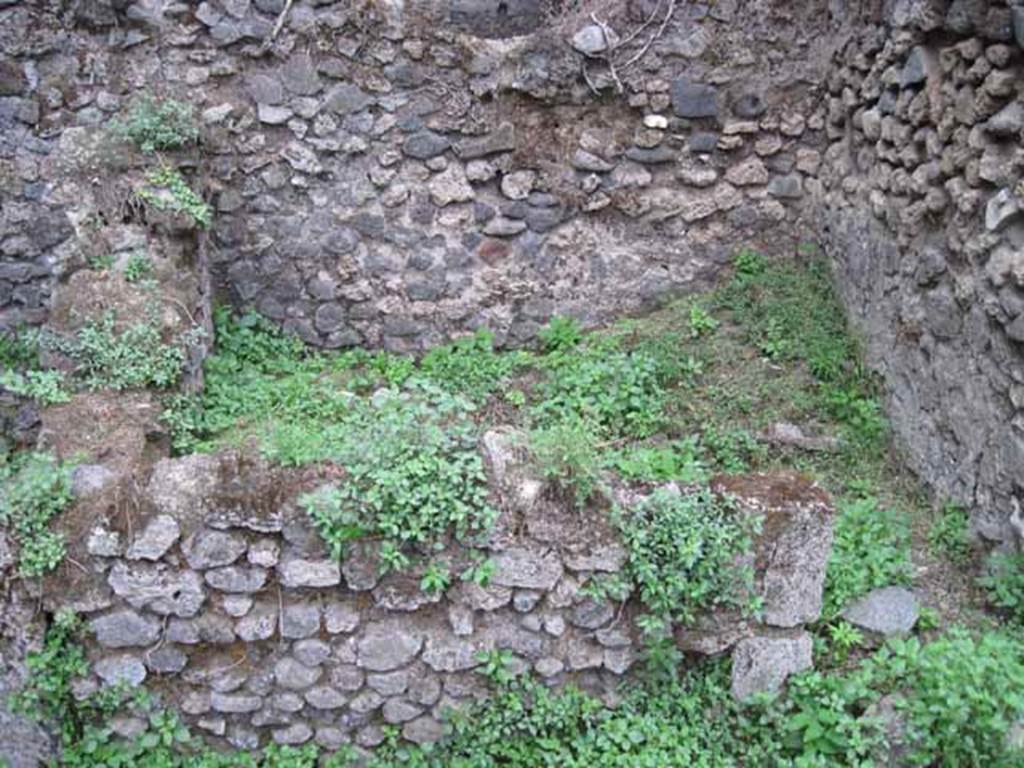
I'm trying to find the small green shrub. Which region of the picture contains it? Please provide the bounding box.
[605,437,708,484]
[111,95,198,153]
[533,340,667,438]
[928,501,972,567]
[979,552,1024,625]
[538,315,583,352]
[48,310,198,391]
[137,166,212,228]
[296,387,494,564]
[0,368,70,405]
[417,330,532,400]
[701,425,764,473]
[688,304,719,338]
[865,630,1024,767]
[0,328,40,369]
[824,496,913,618]
[615,487,760,630]
[123,252,154,283]
[529,418,604,508]
[88,253,116,272]
[0,452,74,577]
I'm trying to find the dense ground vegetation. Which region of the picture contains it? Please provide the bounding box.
[3,248,1024,765]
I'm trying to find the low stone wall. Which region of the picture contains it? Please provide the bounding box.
[51,441,832,754]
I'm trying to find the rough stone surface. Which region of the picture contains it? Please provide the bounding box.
[841,587,919,637]
[126,516,181,561]
[730,633,813,700]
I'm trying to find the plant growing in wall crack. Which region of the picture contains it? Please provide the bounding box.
[136,165,212,228]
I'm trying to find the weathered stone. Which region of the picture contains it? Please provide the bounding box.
[429,165,474,206]
[94,655,147,687]
[725,157,770,186]
[500,170,536,201]
[274,657,322,690]
[293,639,331,666]
[87,527,123,558]
[768,174,804,199]
[281,602,321,639]
[126,515,180,561]
[985,188,1022,231]
[278,558,341,588]
[108,563,205,618]
[383,698,423,724]
[183,530,247,570]
[236,606,278,642]
[421,635,480,672]
[671,78,718,118]
[841,587,919,637]
[484,217,528,237]
[731,633,813,700]
[72,465,118,498]
[324,602,360,634]
[90,611,160,649]
[366,670,409,696]
[569,598,615,630]
[571,24,617,56]
[402,716,444,745]
[403,131,451,159]
[325,83,372,114]
[491,548,563,590]
[273,723,312,745]
[358,622,423,671]
[205,566,267,593]
[145,646,189,674]
[571,149,614,173]
[455,123,516,159]
[211,693,263,713]
[304,686,347,709]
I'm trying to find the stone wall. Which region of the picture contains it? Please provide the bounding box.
[0,0,833,351]
[819,0,1024,546]
[52,442,830,755]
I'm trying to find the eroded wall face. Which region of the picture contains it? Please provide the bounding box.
[820,0,1024,544]
[0,0,832,353]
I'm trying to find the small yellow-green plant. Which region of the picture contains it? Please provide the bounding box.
[137,166,211,228]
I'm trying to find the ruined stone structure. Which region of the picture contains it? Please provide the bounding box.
[3,0,1024,761]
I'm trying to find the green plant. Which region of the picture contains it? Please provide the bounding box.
[529,418,603,508]
[687,304,719,339]
[701,425,763,473]
[420,560,452,596]
[48,310,198,391]
[417,330,531,401]
[459,554,495,587]
[538,315,582,352]
[928,501,972,567]
[827,620,865,664]
[0,452,74,577]
[137,166,211,228]
[0,328,39,370]
[0,368,70,405]
[123,252,154,283]
[824,496,912,618]
[296,387,494,571]
[615,487,760,628]
[979,552,1024,625]
[111,95,198,153]
[88,253,116,272]
[606,438,709,484]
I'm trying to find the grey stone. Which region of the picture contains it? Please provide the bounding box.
[901,46,930,87]
[429,165,474,206]
[90,611,160,649]
[358,622,423,671]
[987,102,1024,137]
[731,633,813,700]
[383,698,423,724]
[325,84,372,114]
[145,646,188,674]
[211,693,263,714]
[422,635,480,673]
[278,558,341,588]
[572,149,614,172]
[281,53,321,96]
[236,606,278,642]
[349,689,384,714]
[281,602,321,639]
[985,188,1022,231]
[273,692,304,713]
[624,146,676,164]
[72,465,118,498]
[204,566,267,593]
[248,539,280,568]
[1014,7,1024,48]
[274,657,322,690]
[293,639,331,666]
[402,716,444,745]
[273,723,313,745]
[304,686,347,709]
[455,123,516,159]
[570,598,615,629]
[183,530,247,570]
[535,657,564,677]
[324,602,360,634]
[571,24,617,55]
[671,78,718,118]
[841,587,919,637]
[94,655,147,687]
[126,515,180,561]
[246,74,283,106]
[500,170,536,201]
[563,544,626,572]
[403,131,451,159]
[366,670,408,696]
[330,665,365,691]
[733,93,766,119]
[491,548,563,590]
[768,174,804,199]
[483,217,527,237]
[257,104,293,125]
[87,527,123,558]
